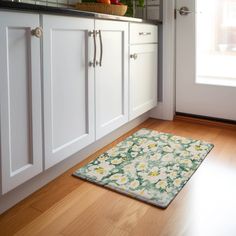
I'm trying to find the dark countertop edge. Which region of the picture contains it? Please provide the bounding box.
[0,1,162,25]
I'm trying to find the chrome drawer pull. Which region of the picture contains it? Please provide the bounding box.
[89,30,97,67]
[139,32,151,36]
[96,30,103,67]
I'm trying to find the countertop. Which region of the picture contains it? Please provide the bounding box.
[0,1,162,25]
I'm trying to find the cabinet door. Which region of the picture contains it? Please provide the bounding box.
[130,44,158,120]
[95,20,129,140]
[0,12,43,194]
[43,15,95,169]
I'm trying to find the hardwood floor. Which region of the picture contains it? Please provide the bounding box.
[1,118,236,236]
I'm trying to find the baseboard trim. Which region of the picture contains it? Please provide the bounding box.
[175,112,236,129]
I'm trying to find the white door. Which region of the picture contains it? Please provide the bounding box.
[0,12,43,194]
[95,20,129,139]
[130,44,158,120]
[176,0,236,121]
[43,15,95,169]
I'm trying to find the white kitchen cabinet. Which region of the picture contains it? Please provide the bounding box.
[0,9,158,196]
[129,23,158,120]
[129,44,158,119]
[0,12,43,194]
[95,20,129,140]
[43,15,95,169]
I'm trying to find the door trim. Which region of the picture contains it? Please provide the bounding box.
[150,0,176,120]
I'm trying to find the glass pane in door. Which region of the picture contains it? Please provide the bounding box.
[196,0,236,87]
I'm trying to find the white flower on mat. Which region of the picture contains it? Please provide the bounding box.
[136,155,147,162]
[173,164,180,171]
[150,130,158,137]
[200,144,210,150]
[169,171,178,179]
[186,146,198,154]
[111,158,123,165]
[192,154,201,160]
[178,137,191,144]
[136,129,150,136]
[123,165,136,179]
[98,155,108,162]
[155,180,167,189]
[160,135,168,141]
[136,162,148,171]
[135,188,152,199]
[178,150,190,158]
[107,147,119,157]
[87,162,114,181]
[132,145,140,152]
[137,138,148,145]
[150,153,162,161]
[143,167,167,184]
[173,178,182,187]
[187,144,206,155]
[120,152,128,158]
[126,141,134,146]
[180,159,193,167]
[145,141,156,147]
[158,192,170,203]
[143,146,158,153]
[124,163,136,174]
[170,135,181,142]
[121,141,134,148]
[181,170,193,178]
[129,180,140,189]
[161,168,168,175]
[169,142,182,150]
[166,186,173,193]
[109,173,123,180]
[116,176,128,185]
[162,153,175,162]
[147,142,158,152]
[163,146,174,153]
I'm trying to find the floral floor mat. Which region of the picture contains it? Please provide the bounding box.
[73,128,214,208]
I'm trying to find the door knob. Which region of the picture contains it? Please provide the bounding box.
[176,6,192,16]
[31,27,43,38]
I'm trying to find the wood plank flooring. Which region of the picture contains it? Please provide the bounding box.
[1,118,236,236]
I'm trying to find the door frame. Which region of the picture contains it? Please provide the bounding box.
[150,0,176,120]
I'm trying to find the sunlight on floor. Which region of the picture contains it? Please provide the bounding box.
[188,161,236,235]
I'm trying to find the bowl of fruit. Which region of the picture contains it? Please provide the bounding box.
[75,0,128,16]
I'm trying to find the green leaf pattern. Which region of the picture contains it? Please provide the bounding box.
[74,128,213,208]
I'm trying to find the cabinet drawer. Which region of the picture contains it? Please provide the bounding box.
[130,23,158,44]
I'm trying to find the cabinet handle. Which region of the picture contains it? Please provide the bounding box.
[97,30,103,67]
[139,32,151,36]
[31,27,43,38]
[130,53,138,60]
[89,30,97,67]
